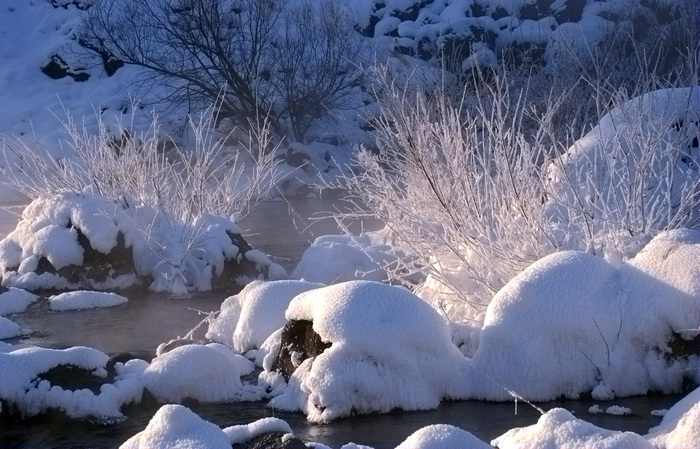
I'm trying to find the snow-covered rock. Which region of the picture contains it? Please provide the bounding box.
[141,343,264,403]
[120,404,231,449]
[0,192,286,294]
[469,230,700,401]
[0,287,38,315]
[267,280,471,422]
[49,290,128,311]
[395,424,492,449]
[646,387,700,449]
[492,408,655,449]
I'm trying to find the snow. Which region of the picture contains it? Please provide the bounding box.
[141,343,264,403]
[120,404,231,449]
[291,233,394,284]
[223,417,293,445]
[0,345,145,420]
[492,408,655,449]
[468,230,700,401]
[268,280,471,422]
[0,316,24,340]
[0,287,38,315]
[646,387,700,449]
[605,405,632,416]
[395,424,491,449]
[49,290,128,311]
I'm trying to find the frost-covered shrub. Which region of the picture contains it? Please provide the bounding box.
[0,109,283,295]
[342,69,698,324]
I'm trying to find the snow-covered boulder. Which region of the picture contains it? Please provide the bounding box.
[492,408,655,449]
[645,386,700,449]
[395,424,491,449]
[206,279,323,353]
[0,345,146,420]
[141,343,264,403]
[49,290,128,311]
[0,192,286,294]
[266,280,471,422]
[0,287,38,315]
[120,404,231,449]
[469,230,700,401]
[291,234,393,284]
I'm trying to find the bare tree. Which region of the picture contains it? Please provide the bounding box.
[81,0,365,143]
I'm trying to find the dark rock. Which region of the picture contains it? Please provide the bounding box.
[41,55,90,82]
[271,319,331,380]
[519,0,554,20]
[48,0,91,10]
[391,1,429,23]
[37,365,105,394]
[211,231,276,292]
[664,331,700,362]
[553,0,586,24]
[78,37,124,77]
[232,432,307,449]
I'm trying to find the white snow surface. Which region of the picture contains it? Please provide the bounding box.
[0,287,38,315]
[141,343,264,403]
[468,230,700,401]
[0,345,146,420]
[206,279,323,353]
[120,404,231,449]
[49,290,128,311]
[492,408,655,449]
[395,424,491,449]
[268,280,471,422]
[646,387,700,449]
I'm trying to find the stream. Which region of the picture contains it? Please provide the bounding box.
[0,197,684,448]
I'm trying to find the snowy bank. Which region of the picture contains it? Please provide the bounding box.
[0,192,286,294]
[646,387,700,449]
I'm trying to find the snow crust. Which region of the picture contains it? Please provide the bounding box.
[395,424,491,449]
[646,387,700,449]
[492,408,655,449]
[49,290,128,311]
[0,345,145,420]
[141,343,264,403]
[120,404,231,449]
[268,280,471,422]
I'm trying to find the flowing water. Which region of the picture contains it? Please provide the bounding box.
[0,198,684,448]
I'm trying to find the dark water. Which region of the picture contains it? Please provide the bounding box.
[0,198,685,448]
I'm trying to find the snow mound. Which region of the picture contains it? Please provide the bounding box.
[395,424,491,449]
[469,230,700,401]
[0,287,38,315]
[49,290,128,311]
[206,280,322,353]
[492,408,655,449]
[141,343,264,403]
[291,234,393,284]
[120,404,231,449]
[0,316,24,340]
[0,345,145,420]
[223,417,293,445]
[268,280,470,422]
[646,387,700,449]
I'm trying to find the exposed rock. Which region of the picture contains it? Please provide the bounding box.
[271,319,331,380]
[37,364,106,394]
[232,432,307,449]
[41,54,90,82]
